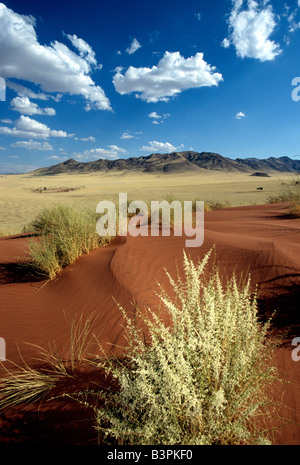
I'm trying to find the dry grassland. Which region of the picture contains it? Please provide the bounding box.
[0,170,293,234]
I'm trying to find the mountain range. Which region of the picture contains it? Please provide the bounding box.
[32,151,300,175]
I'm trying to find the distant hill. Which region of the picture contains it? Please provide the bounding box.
[250,172,271,177]
[31,152,300,175]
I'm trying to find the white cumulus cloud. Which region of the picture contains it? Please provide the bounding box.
[74,145,127,161]
[7,81,62,101]
[121,132,134,139]
[10,96,56,115]
[235,111,246,119]
[80,136,96,142]
[65,33,98,66]
[11,140,53,150]
[140,141,181,153]
[286,2,300,33]
[0,3,111,111]
[223,0,281,61]
[221,38,231,48]
[107,145,127,153]
[148,112,170,124]
[113,51,223,103]
[126,38,142,55]
[0,115,70,139]
[121,131,142,139]
[47,155,67,161]
[148,112,161,119]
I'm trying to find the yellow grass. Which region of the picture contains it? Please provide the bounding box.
[0,170,293,234]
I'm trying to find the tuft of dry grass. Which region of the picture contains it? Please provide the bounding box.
[0,312,100,412]
[267,177,300,217]
[290,200,300,217]
[26,204,111,279]
[0,359,57,413]
[0,228,14,238]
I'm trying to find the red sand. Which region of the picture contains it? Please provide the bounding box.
[0,202,300,444]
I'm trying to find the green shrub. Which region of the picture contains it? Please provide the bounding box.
[27,204,110,279]
[90,250,277,445]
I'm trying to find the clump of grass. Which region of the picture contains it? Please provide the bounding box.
[0,229,13,238]
[0,361,56,413]
[37,311,100,377]
[203,201,212,212]
[0,312,100,412]
[290,201,300,217]
[206,200,231,210]
[26,204,110,279]
[267,177,300,217]
[88,250,277,445]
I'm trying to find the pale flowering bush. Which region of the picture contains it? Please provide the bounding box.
[92,249,277,445]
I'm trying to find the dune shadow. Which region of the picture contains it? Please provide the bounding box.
[0,401,98,445]
[273,213,300,220]
[0,262,44,285]
[257,282,300,340]
[0,232,37,240]
[0,365,111,445]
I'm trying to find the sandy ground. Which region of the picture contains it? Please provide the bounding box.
[0,202,300,444]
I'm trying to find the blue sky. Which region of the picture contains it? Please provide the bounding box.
[1,0,300,173]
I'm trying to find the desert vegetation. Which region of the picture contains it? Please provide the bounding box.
[267,177,300,217]
[24,199,213,279]
[88,251,277,445]
[0,312,100,411]
[0,171,281,234]
[0,228,14,238]
[28,185,85,194]
[163,194,231,212]
[0,250,278,445]
[26,204,110,279]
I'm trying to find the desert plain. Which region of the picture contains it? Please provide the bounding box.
[0,169,300,445]
[0,170,293,234]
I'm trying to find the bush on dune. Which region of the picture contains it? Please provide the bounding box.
[87,250,277,445]
[0,250,279,444]
[27,204,110,279]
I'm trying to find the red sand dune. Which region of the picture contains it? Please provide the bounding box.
[0,202,300,444]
